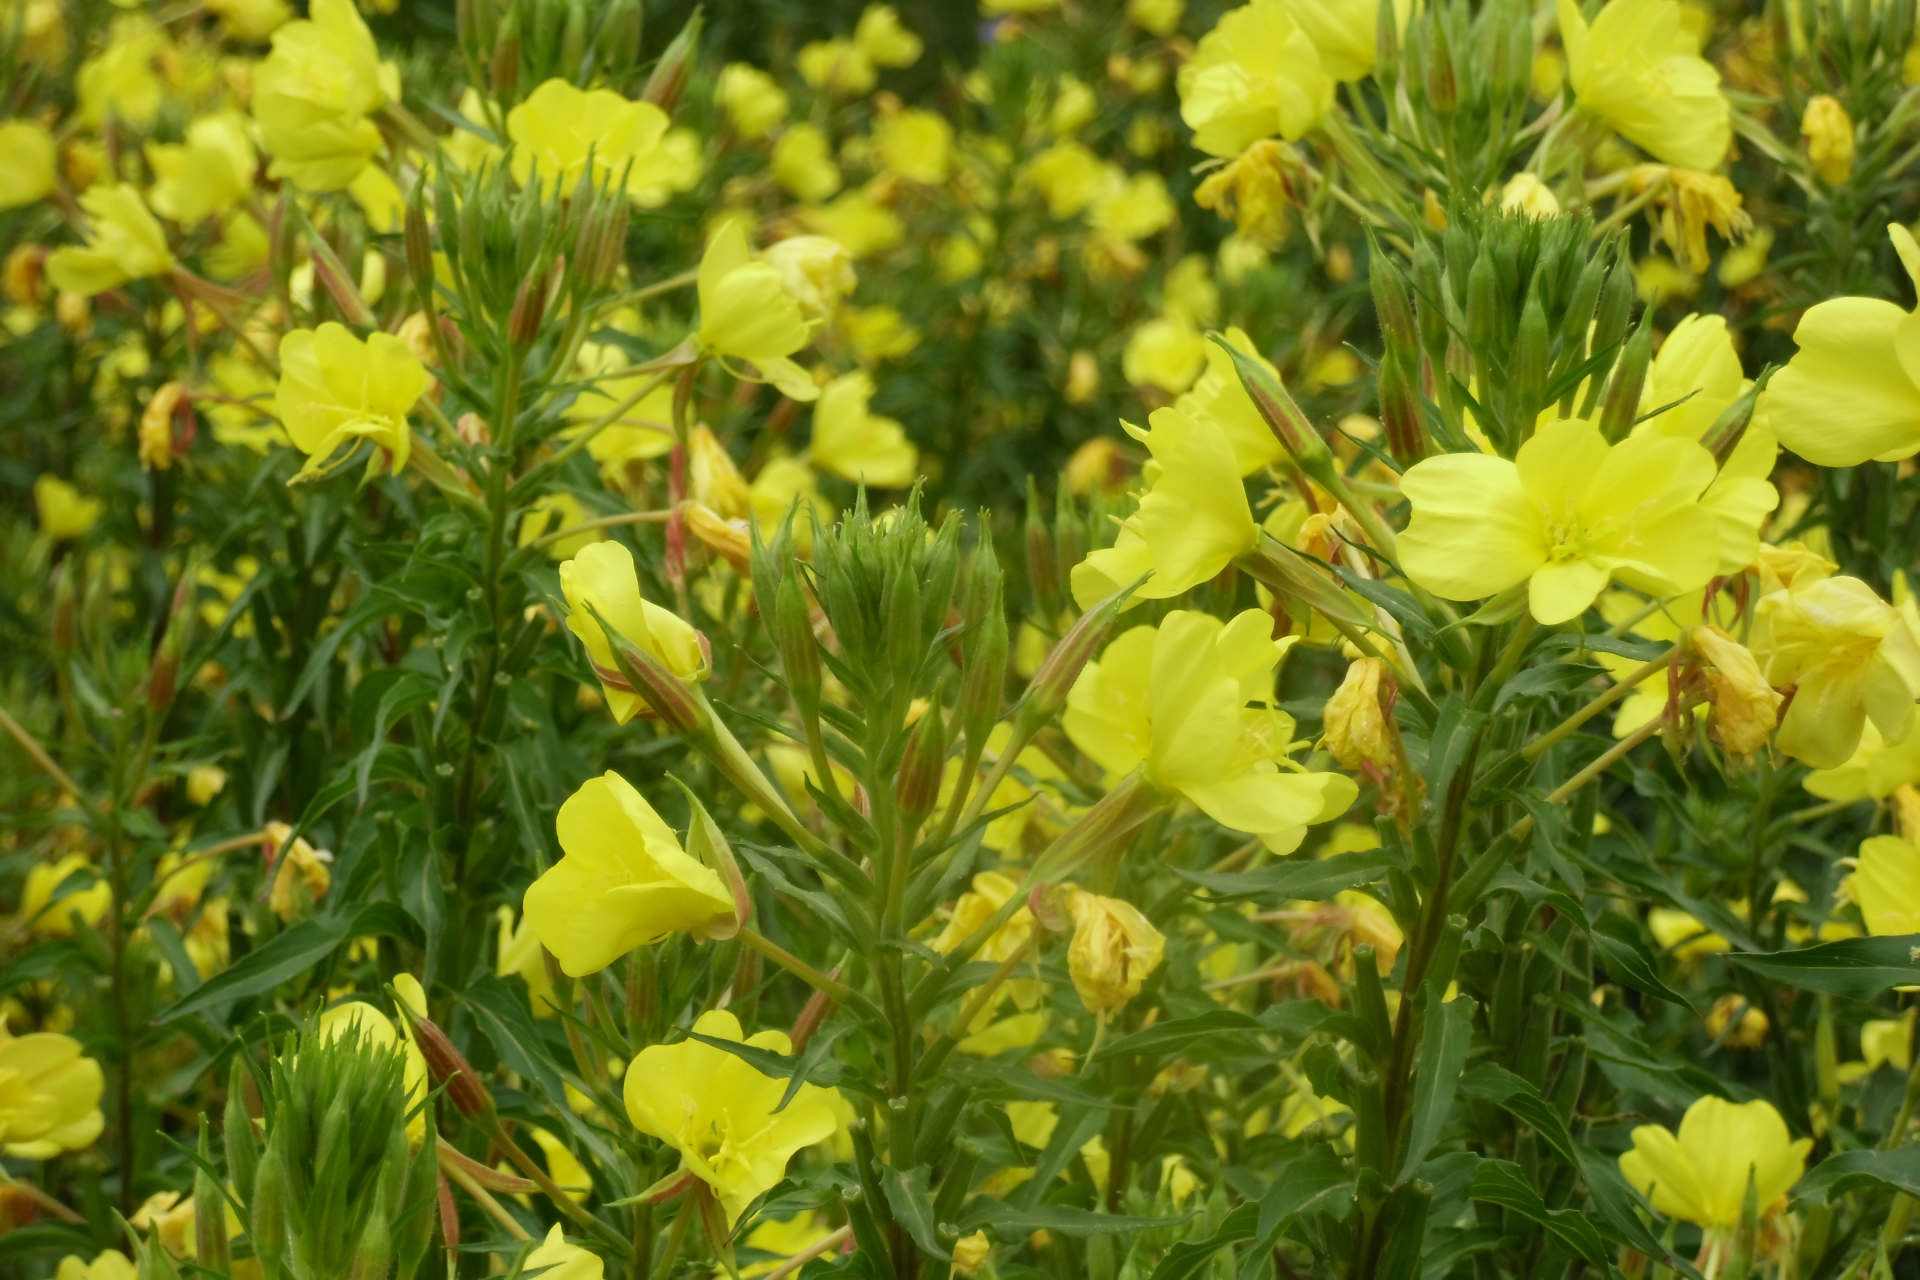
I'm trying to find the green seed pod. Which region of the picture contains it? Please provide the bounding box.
[1464,247,1501,368]
[773,572,822,722]
[250,1142,290,1277]
[1369,240,1419,355]
[1513,284,1550,414]
[1597,315,1653,441]
[897,700,946,830]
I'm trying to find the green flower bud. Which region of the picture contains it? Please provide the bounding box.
[1597,315,1653,442]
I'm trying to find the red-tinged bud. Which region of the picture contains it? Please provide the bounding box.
[643,8,703,112]
[404,195,434,301]
[506,267,549,351]
[1014,584,1135,731]
[1377,349,1426,466]
[1212,334,1331,475]
[596,623,711,736]
[490,29,520,102]
[435,1169,459,1252]
[434,1139,535,1193]
[402,1011,493,1119]
[790,974,842,1053]
[1028,882,1074,934]
[636,1168,699,1205]
[897,701,946,829]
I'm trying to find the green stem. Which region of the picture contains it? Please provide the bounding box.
[1522,642,1679,761]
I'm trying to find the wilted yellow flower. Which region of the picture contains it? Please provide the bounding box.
[1178,0,1334,157]
[1070,406,1257,607]
[0,120,57,210]
[624,1009,841,1225]
[1849,836,1920,935]
[273,323,430,478]
[1750,573,1920,769]
[1195,141,1299,247]
[1066,889,1166,1013]
[1632,166,1752,274]
[808,371,917,487]
[1802,94,1855,184]
[1398,418,1723,625]
[1122,315,1208,394]
[523,771,735,977]
[264,821,332,920]
[772,124,842,202]
[763,235,856,324]
[1324,657,1395,773]
[854,5,923,66]
[1558,0,1730,170]
[45,185,175,297]
[874,109,952,185]
[1761,224,1920,466]
[520,1225,601,1280]
[715,63,788,138]
[34,476,102,541]
[507,79,677,206]
[251,0,391,191]
[0,1024,105,1158]
[951,1230,992,1276]
[697,219,819,402]
[559,540,710,723]
[1692,626,1781,758]
[147,113,256,225]
[1065,609,1357,850]
[1619,1095,1809,1229]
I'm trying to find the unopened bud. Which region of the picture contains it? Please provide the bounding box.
[643,8,703,111]
[507,267,549,350]
[490,27,520,101]
[600,626,709,736]
[1377,349,1426,466]
[772,572,822,720]
[1597,315,1652,442]
[403,1008,494,1119]
[1368,243,1417,353]
[348,1206,392,1280]
[1700,368,1771,466]
[309,233,376,328]
[1513,286,1549,403]
[404,193,434,300]
[1212,334,1330,471]
[898,701,946,828]
[1016,586,1130,729]
[250,1143,289,1275]
[675,778,750,937]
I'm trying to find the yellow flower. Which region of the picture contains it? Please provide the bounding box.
[1129,0,1185,36]
[1092,172,1176,244]
[0,120,57,210]
[798,189,904,259]
[624,1009,841,1226]
[264,821,333,920]
[1397,418,1723,625]
[1500,172,1561,218]
[16,854,111,939]
[763,235,857,324]
[496,905,560,1017]
[697,220,820,403]
[772,124,842,202]
[522,1225,602,1280]
[1066,889,1166,1014]
[1692,626,1782,758]
[1178,0,1334,157]
[808,371,918,487]
[931,872,1037,970]
[1803,94,1855,185]
[75,17,166,128]
[185,764,229,806]
[559,540,710,723]
[55,1252,135,1280]
[874,109,952,184]
[1803,723,1920,802]
[1849,836,1920,935]
[797,39,876,97]
[146,113,256,225]
[1175,325,1287,474]
[1020,142,1108,218]
[251,0,391,191]
[1761,224,1920,466]
[206,0,292,40]
[1069,406,1256,607]
[1065,609,1356,850]
[517,492,595,560]
[0,1024,105,1158]
[1619,1096,1809,1229]
[569,343,675,472]
[1122,315,1208,394]
[1558,0,1730,170]
[34,476,102,541]
[273,322,430,478]
[853,5,923,67]
[507,79,676,206]
[1750,573,1920,769]
[1195,141,1299,247]
[1284,0,1400,82]
[951,1229,993,1276]
[523,771,735,977]
[1631,166,1751,274]
[45,184,174,297]
[715,64,788,139]
[1323,657,1394,773]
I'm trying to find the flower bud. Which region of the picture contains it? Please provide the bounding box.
[1802,94,1855,185]
[1015,587,1129,730]
[1700,368,1769,467]
[506,265,550,351]
[1214,334,1331,472]
[643,8,703,111]
[1066,888,1165,1014]
[898,700,946,829]
[402,1008,494,1119]
[1597,314,1652,442]
[404,193,433,300]
[1368,243,1418,353]
[772,571,822,721]
[1377,349,1426,466]
[249,1142,289,1275]
[139,381,191,471]
[601,623,710,736]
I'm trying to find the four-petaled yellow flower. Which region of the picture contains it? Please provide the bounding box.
[624,1009,841,1225]
[1761,225,1920,467]
[251,0,392,191]
[45,185,175,298]
[1750,572,1920,769]
[808,371,918,487]
[1178,0,1334,158]
[506,79,677,207]
[0,1023,105,1158]
[273,322,431,478]
[1558,0,1730,171]
[1619,1095,1809,1229]
[559,540,710,724]
[523,771,736,977]
[697,220,821,403]
[1065,608,1357,850]
[1398,417,1722,625]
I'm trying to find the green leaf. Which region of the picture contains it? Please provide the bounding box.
[461,975,568,1108]
[1725,935,1920,999]
[1796,1146,1920,1206]
[1093,1008,1264,1061]
[1459,1063,1579,1170]
[881,1167,951,1261]
[956,1200,1188,1237]
[1399,997,1475,1181]
[1255,1144,1353,1239]
[1173,850,1393,901]
[1145,1203,1257,1280]
[685,1030,887,1102]
[1467,1158,1607,1265]
[156,903,420,1024]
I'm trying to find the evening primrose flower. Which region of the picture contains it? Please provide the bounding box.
[1066,890,1166,1014]
[797,38,876,98]
[522,1225,601,1280]
[560,540,709,723]
[496,906,559,1017]
[1195,141,1299,247]
[523,771,734,977]
[45,185,175,297]
[853,5,923,67]
[1802,95,1855,184]
[0,120,57,209]
[715,64,788,138]
[874,109,952,185]
[1397,417,1722,625]
[1177,326,1287,473]
[146,113,257,225]
[1122,316,1208,394]
[273,323,431,478]
[1848,836,1920,935]
[251,0,392,191]
[1803,723,1920,802]
[697,220,820,402]
[0,1024,105,1158]
[1619,1096,1809,1229]
[1761,225,1920,466]
[763,235,856,324]
[808,371,917,487]
[1178,0,1334,157]
[506,79,676,206]
[15,854,111,938]
[1070,406,1256,607]
[54,1253,134,1280]
[624,1009,841,1225]
[1284,0,1400,81]
[1749,573,1920,769]
[1064,609,1357,850]
[771,124,841,202]
[1558,0,1730,170]
[34,476,102,541]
